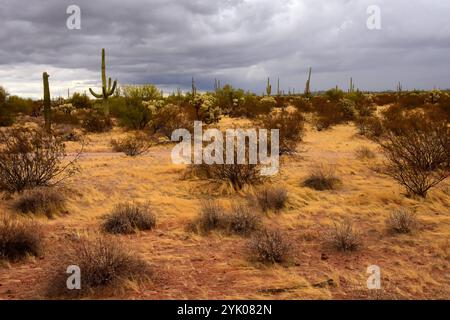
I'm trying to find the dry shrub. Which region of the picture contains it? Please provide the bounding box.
[102,202,156,234]
[386,208,418,234]
[0,128,80,193]
[46,236,150,298]
[196,200,227,233]
[255,186,288,212]
[15,187,67,218]
[82,111,112,132]
[149,104,190,138]
[248,228,291,264]
[228,204,261,236]
[354,146,376,160]
[355,116,384,140]
[380,113,450,197]
[0,217,43,261]
[303,165,341,191]
[111,132,151,157]
[327,220,361,252]
[256,108,305,154]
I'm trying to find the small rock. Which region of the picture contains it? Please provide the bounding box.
[321,253,329,261]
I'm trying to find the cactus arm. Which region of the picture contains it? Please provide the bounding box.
[106,80,117,96]
[89,88,103,99]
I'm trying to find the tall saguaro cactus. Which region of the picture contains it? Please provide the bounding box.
[89,48,117,100]
[43,72,51,133]
[304,67,312,96]
[266,77,272,96]
[349,77,355,93]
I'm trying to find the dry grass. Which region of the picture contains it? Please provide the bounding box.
[0,217,43,261]
[354,146,376,160]
[386,208,418,234]
[327,220,361,252]
[15,187,67,218]
[303,165,342,191]
[248,228,291,264]
[102,202,156,234]
[46,236,150,298]
[228,204,261,236]
[254,186,288,212]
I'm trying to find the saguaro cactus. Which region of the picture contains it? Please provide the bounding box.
[304,67,312,96]
[266,77,272,96]
[89,48,117,100]
[192,77,197,96]
[43,72,51,133]
[277,77,280,96]
[349,77,355,93]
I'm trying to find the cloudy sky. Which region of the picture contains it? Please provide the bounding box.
[0,0,449,98]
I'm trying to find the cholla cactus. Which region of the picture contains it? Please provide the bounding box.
[190,93,220,124]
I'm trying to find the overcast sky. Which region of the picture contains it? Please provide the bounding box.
[0,0,449,98]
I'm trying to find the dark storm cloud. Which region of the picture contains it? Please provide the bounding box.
[0,0,449,97]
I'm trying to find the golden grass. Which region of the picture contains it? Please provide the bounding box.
[0,118,448,299]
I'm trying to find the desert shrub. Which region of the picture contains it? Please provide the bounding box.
[256,108,305,154]
[15,187,66,218]
[303,165,341,191]
[0,128,79,193]
[0,218,43,261]
[325,88,345,102]
[379,113,450,197]
[117,96,153,130]
[255,186,288,212]
[372,93,398,106]
[70,93,91,109]
[327,220,361,252]
[46,236,149,297]
[121,84,162,101]
[386,208,418,234]
[381,104,407,135]
[102,202,156,235]
[0,86,14,126]
[6,95,34,115]
[398,92,426,109]
[354,146,376,160]
[355,116,384,140]
[228,204,261,236]
[196,200,227,233]
[82,111,112,132]
[291,96,312,112]
[259,97,277,114]
[214,84,245,116]
[248,228,290,264]
[149,103,190,138]
[336,98,357,121]
[111,133,150,157]
[237,93,261,118]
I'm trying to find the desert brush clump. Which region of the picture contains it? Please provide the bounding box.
[194,200,228,233]
[302,165,342,191]
[386,208,418,234]
[253,186,288,212]
[0,128,80,194]
[0,217,43,262]
[379,112,449,198]
[111,132,151,156]
[228,204,261,236]
[327,220,361,252]
[15,187,67,218]
[46,236,150,298]
[248,228,291,264]
[256,108,305,154]
[354,146,376,160]
[102,202,156,235]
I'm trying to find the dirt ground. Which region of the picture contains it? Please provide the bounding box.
[0,118,449,300]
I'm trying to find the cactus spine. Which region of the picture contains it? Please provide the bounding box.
[43,72,51,133]
[304,67,312,96]
[266,77,272,96]
[89,48,117,100]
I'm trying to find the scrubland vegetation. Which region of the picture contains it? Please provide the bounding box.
[0,55,449,300]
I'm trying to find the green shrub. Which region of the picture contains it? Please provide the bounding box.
[111,132,151,156]
[71,92,91,109]
[82,111,113,132]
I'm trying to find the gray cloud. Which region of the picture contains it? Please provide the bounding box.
[0,0,449,98]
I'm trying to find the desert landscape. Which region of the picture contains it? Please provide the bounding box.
[0,0,449,302]
[0,66,449,299]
